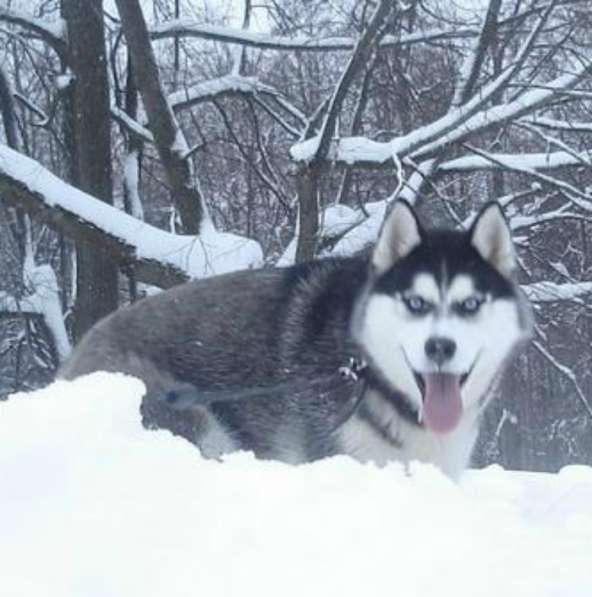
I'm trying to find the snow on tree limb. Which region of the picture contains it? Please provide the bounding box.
[523,281,592,303]
[111,106,154,144]
[459,144,592,213]
[0,144,263,288]
[168,74,299,117]
[0,278,71,365]
[290,143,592,174]
[0,7,66,57]
[293,7,562,167]
[291,57,592,167]
[520,116,592,134]
[149,20,479,52]
[413,63,592,159]
[113,74,306,145]
[23,258,71,361]
[395,159,438,205]
[439,151,591,173]
[290,136,393,167]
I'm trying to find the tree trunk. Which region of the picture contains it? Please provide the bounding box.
[62,0,118,340]
[115,0,206,234]
[295,165,319,263]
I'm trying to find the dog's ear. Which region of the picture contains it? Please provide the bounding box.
[470,202,515,278]
[372,200,422,275]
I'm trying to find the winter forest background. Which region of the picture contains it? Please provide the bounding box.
[0,0,590,472]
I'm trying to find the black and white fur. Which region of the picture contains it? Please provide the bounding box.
[60,200,532,477]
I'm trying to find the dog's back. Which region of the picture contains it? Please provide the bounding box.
[60,258,369,460]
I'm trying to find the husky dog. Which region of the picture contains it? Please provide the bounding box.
[60,200,532,477]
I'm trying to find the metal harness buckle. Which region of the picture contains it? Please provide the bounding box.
[338,357,367,382]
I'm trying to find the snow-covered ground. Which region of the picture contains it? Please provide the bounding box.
[1,374,591,597]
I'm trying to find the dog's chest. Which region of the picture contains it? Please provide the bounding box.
[337,390,479,477]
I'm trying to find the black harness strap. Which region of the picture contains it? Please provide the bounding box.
[162,355,370,430]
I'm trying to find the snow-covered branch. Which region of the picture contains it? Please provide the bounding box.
[0,263,71,363]
[523,281,592,303]
[520,116,592,134]
[168,74,296,115]
[459,144,592,213]
[148,4,558,53]
[0,7,66,57]
[149,20,478,52]
[292,56,592,167]
[111,106,154,144]
[413,63,592,159]
[439,150,591,173]
[0,144,262,288]
[113,74,306,145]
[291,143,592,173]
[23,258,70,361]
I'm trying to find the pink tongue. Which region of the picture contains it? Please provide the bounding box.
[422,373,463,433]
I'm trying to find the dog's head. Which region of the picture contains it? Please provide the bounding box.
[353,200,532,434]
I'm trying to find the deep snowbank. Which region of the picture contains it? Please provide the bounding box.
[1,373,591,596]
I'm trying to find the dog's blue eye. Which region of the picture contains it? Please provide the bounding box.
[457,296,482,315]
[404,295,431,315]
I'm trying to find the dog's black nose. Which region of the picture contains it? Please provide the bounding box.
[425,337,456,365]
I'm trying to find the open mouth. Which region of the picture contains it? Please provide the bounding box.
[413,371,469,394]
[413,370,470,434]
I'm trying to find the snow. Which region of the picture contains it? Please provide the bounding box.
[122,149,144,220]
[274,195,592,304]
[523,280,592,303]
[0,6,66,45]
[291,62,591,167]
[0,258,71,361]
[2,373,591,597]
[414,65,591,160]
[168,74,277,111]
[276,201,385,267]
[440,150,590,173]
[54,70,74,91]
[150,19,477,52]
[290,135,392,165]
[169,127,191,157]
[396,158,437,204]
[111,105,154,144]
[329,200,388,256]
[23,256,71,360]
[0,144,263,279]
[522,116,592,133]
